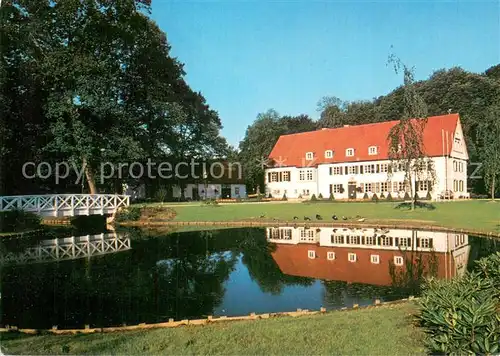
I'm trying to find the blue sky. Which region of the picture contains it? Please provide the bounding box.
[150,0,499,147]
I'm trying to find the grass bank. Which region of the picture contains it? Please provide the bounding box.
[0,302,424,355]
[130,200,500,235]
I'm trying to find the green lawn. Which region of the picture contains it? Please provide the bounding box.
[134,200,500,235]
[0,303,425,355]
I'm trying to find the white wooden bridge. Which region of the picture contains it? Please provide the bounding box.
[0,194,130,217]
[0,233,131,266]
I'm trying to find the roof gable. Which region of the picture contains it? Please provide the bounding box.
[268,114,460,167]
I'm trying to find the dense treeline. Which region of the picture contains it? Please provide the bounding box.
[0,0,231,196]
[239,65,500,196]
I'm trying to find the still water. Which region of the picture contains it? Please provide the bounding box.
[0,225,498,329]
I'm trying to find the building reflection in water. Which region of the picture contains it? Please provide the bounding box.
[266,226,470,286]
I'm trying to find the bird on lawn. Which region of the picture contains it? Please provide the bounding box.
[304,216,311,221]
[332,215,338,220]
[316,214,323,220]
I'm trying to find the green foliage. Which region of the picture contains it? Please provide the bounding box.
[418,252,500,355]
[0,209,41,232]
[318,193,323,199]
[114,207,142,222]
[268,193,273,199]
[371,194,379,202]
[203,199,219,207]
[380,193,385,199]
[363,193,369,200]
[281,193,287,201]
[329,192,335,200]
[155,186,169,202]
[386,193,393,201]
[425,191,432,200]
[310,194,318,201]
[404,192,411,200]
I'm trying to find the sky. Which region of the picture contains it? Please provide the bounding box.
[150,0,500,147]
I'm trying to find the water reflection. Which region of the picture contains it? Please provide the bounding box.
[0,226,497,329]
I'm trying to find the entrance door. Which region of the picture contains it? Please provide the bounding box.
[221,184,232,199]
[348,182,357,199]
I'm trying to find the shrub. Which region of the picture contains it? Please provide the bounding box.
[386,193,393,201]
[403,192,411,200]
[426,191,432,200]
[268,193,273,198]
[380,192,385,199]
[418,252,500,355]
[318,193,323,199]
[371,194,379,202]
[155,186,169,202]
[282,193,287,201]
[310,194,318,201]
[363,193,369,200]
[114,207,142,222]
[298,194,303,199]
[329,192,335,201]
[0,209,41,232]
[203,199,219,206]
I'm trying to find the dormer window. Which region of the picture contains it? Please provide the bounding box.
[325,150,333,158]
[368,146,378,155]
[345,148,354,157]
[306,152,314,160]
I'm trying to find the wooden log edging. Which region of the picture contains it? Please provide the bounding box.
[116,220,500,239]
[0,297,418,335]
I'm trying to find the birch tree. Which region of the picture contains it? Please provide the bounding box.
[387,55,436,209]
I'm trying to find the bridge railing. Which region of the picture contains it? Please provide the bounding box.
[0,194,130,217]
[0,232,131,266]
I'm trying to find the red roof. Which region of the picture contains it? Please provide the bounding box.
[268,114,460,167]
[271,244,456,286]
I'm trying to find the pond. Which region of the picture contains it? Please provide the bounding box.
[0,225,498,329]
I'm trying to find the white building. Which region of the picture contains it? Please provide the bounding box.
[265,114,469,200]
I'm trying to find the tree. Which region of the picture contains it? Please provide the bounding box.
[386,55,435,210]
[477,103,500,200]
[316,96,347,128]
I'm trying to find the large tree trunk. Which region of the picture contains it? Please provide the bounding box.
[491,176,495,201]
[82,156,97,194]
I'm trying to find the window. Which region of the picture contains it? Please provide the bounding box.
[397,237,410,248]
[302,189,310,196]
[380,164,388,173]
[365,236,377,245]
[394,256,404,266]
[308,250,316,259]
[453,180,458,192]
[327,252,336,260]
[348,166,358,174]
[393,182,399,192]
[235,187,240,195]
[381,182,388,192]
[348,253,357,262]
[282,171,290,182]
[419,238,431,248]
[273,189,280,195]
[364,164,376,174]
[306,152,314,160]
[330,184,343,194]
[459,180,464,192]
[299,171,305,181]
[332,166,342,175]
[364,183,373,193]
[453,161,458,172]
[371,255,380,264]
[331,235,344,244]
[347,235,361,245]
[375,182,381,194]
[270,172,278,182]
[346,148,355,157]
[368,146,378,155]
[417,181,429,191]
[306,170,313,181]
[325,150,333,158]
[380,236,393,246]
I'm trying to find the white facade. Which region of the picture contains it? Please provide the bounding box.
[172,183,246,200]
